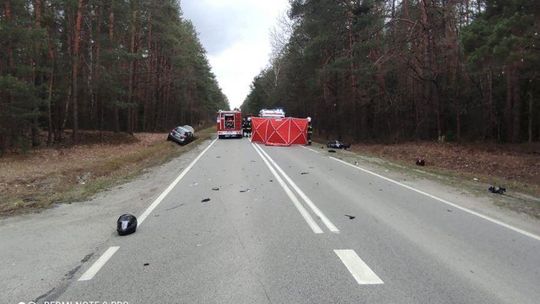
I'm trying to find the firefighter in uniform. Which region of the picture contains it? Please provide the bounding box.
[246,117,252,137]
[307,116,313,145]
[242,118,248,137]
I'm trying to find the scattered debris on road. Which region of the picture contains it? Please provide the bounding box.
[165,204,184,211]
[269,179,273,183]
[212,187,220,191]
[143,263,149,266]
[300,172,309,175]
[345,214,355,220]
[328,149,336,153]
[240,189,250,193]
[201,198,211,203]
[489,186,506,194]
[117,214,137,236]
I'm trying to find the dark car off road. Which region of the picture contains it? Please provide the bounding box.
[167,126,194,145]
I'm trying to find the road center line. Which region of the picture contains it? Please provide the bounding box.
[78,246,120,281]
[252,143,323,234]
[334,249,384,285]
[257,145,339,233]
[330,156,540,242]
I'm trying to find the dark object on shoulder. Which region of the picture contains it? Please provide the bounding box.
[488,186,506,194]
[117,214,137,236]
[416,158,425,166]
[326,140,351,150]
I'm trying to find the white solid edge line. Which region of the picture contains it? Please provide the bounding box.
[334,249,384,285]
[78,246,120,281]
[258,146,339,233]
[252,143,324,234]
[330,156,540,242]
[138,138,218,225]
[300,145,320,154]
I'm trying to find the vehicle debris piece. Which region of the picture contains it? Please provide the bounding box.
[327,140,351,149]
[201,198,211,203]
[416,158,426,166]
[117,214,137,236]
[328,149,336,153]
[345,215,355,220]
[240,189,250,193]
[212,187,220,191]
[488,186,506,194]
[143,263,149,266]
[165,204,184,211]
[300,172,309,175]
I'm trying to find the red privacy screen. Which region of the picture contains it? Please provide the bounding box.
[251,117,308,146]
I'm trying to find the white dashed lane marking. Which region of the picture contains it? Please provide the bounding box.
[334,249,384,285]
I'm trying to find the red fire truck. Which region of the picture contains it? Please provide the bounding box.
[216,110,242,138]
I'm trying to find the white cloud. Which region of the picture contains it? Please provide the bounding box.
[182,0,290,108]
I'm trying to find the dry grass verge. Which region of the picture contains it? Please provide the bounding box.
[0,128,213,216]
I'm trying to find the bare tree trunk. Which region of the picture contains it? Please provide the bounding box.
[109,1,119,133]
[143,12,152,131]
[31,0,43,147]
[512,68,521,142]
[71,0,86,142]
[504,65,514,142]
[528,91,533,144]
[127,2,138,135]
[4,1,14,74]
[1,1,14,153]
[486,69,494,139]
[47,71,54,146]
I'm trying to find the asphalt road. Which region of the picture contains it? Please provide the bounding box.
[4,138,540,304]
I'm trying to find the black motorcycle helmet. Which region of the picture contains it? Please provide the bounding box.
[117,214,137,236]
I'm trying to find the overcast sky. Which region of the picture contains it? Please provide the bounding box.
[182,0,290,109]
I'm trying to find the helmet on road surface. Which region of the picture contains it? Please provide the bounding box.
[117,214,137,235]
